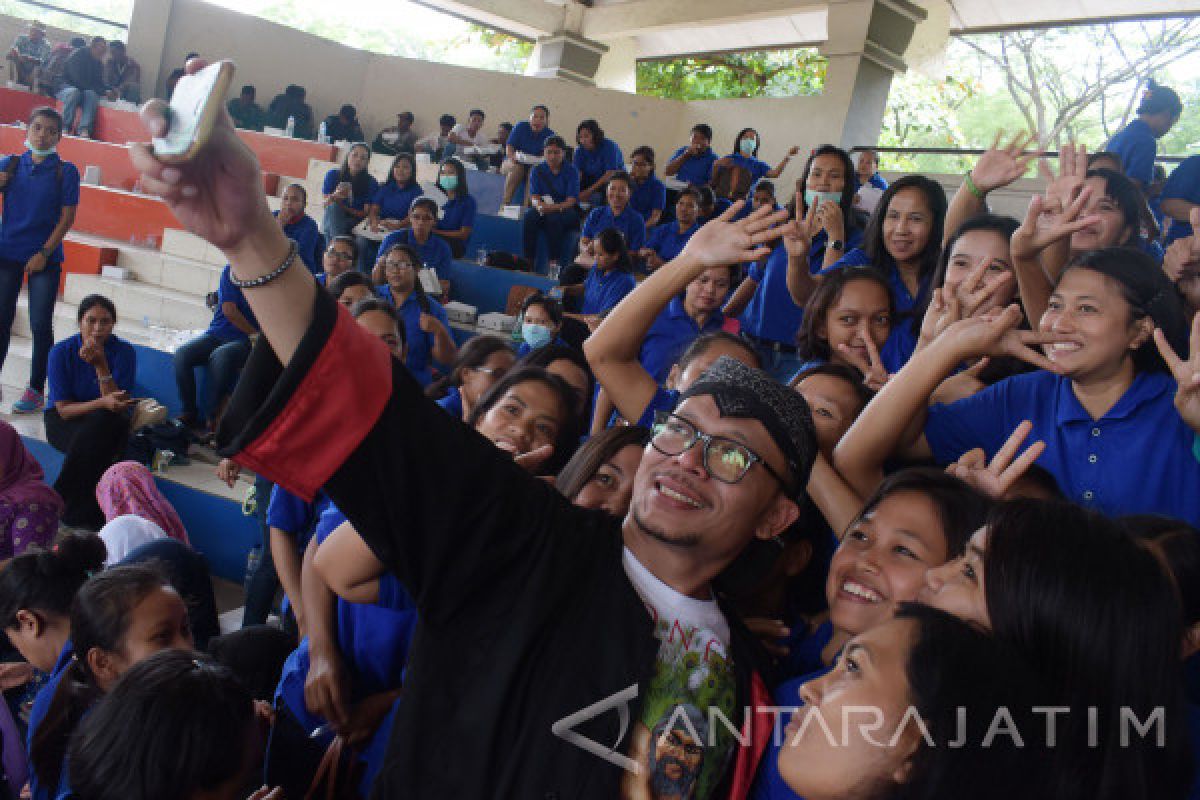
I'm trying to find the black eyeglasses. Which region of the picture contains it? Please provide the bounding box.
[650,411,789,490]
[325,249,353,261]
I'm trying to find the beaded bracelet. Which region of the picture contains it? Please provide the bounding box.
[229,240,298,289]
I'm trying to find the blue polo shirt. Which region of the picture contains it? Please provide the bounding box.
[749,663,835,800]
[1106,118,1157,186]
[275,504,417,743]
[321,169,378,212]
[581,266,636,316]
[868,173,888,191]
[639,295,725,383]
[47,333,135,406]
[529,162,580,204]
[630,174,667,221]
[266,486,330,541]
[506,120,555,156]
[207,265,259,341]
[725,153,771,183]
[436,386,463,417]
[375,286,451,385]
[669,146,718,186]
[0,151,80,264]
[740,245,805,346]
[573,138,623,188]
[437,194,477,233]
[371,181,423,221]
[825,247,928,371]
[645,221,698,262]
[1162,155,1200,244]
[378,229,452,274]
[28,641,75,800]
[925,369,1200,523]
[278,212,322,274]
[582,205,646,251]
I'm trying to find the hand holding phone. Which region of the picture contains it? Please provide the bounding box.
[152,60,235,162]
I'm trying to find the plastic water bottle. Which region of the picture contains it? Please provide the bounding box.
[476,248,488,267]
[285,115,295,137]
[243,545,262,594]
[318,120,328,144]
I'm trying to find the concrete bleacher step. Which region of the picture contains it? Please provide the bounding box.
[64,274,211,332]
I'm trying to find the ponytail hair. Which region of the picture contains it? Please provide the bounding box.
[31,565,171,791]
[1137,79,1183,118]
[0,533,106,629]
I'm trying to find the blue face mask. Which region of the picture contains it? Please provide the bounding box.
[805,189,842,210]
[24,138,55,158]
[522,323,553,349]
[439,175,459,192]
[739,138,757,156]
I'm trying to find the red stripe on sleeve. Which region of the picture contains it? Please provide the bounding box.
[234,306,393,502]
[728,671,773,800]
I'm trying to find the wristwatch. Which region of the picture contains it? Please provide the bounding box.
[829,240,844,251]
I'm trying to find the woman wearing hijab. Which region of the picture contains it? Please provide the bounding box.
[95,461,189,565]
[0,419,61,558]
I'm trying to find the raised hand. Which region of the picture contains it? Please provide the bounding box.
[1040,141,1090,216]
[781,201,819,259]
[837,324,890,391]
[129,61,274,255]
[1154,313,1200,433]
[945,420,1046,499]
[1163,208,1200,283]
[944,254,1016,320]
[679,201,790,269]
[970,131,1039,193]
[1011,189,1101,261]
[941,304,1066,372]
[814,198,845,242]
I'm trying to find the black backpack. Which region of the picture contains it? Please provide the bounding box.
[125,420,192,467]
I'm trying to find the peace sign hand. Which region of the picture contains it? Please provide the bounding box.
[1039,141,1090,216]
[1011,189,1101,261]
[970,131,1040,194]
[837,325,890,391]
[1154,314,1200,433]
[944,254,1016,320]
[945,420,1046,500]
[781,201,819,259]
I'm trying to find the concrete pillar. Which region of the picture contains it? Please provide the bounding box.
[592,36,637,93]
[525,30,610,87]
[126,0,174,98]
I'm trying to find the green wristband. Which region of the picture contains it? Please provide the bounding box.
[964,171,986,200]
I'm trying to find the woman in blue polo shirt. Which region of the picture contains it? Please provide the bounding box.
[640,186,701,271]
[372,243,456,386]
[637,261,733,383]
[379,198,453,274]
[274,183,321,273]
[174,263,258,437]
[520,136,579,268]
[1106,80,1182,190]
[834,246,1200,524]
[432,157,476,259]
[515,292,569,358]
[579,172,645,261]
[45,295,135,529]
[574,119,624,206]
[1160,154,1200,245]
[665,123,718,187]
[502,104,554,205]
[855,147,887,191]
[563,228,636,327]
[726,145,865,381]
[628,146,667,229]
[321,143,377,240]
[361,153,422,270]
[712,128,798,194]
[0,107,80,416]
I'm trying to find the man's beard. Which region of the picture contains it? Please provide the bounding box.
[632,506,702,548]
[649,755,698,797]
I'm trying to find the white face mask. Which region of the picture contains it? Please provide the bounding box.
[25,138,55,158]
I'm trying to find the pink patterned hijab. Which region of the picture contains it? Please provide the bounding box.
[95,461,190,546]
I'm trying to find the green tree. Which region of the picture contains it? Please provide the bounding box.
[636,49,827,101]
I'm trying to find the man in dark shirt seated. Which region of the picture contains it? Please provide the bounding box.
[227,84,264,132]
[266,84,314,139]
[58,36,113,138]
[371,111,417,156]
[102,40,140,103]
[322,104,364,143]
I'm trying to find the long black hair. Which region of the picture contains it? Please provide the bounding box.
[31,566,176,791]
[1082,168,1142,247]
[555,425,650,504]
[982,499,1192,800]
[338,142,374,201]
[847,467,991,558]
[466,365,580,474]
[373,243,430,313]
[438,156,470,197]
[1057,246,1189,373]
[794,144,859,231]
[69,650,256,800]
[1137,78,1183,119]
[795,265,894,362]
[383,152,418,190]
[426,335,513,400]
[732,128,759,158]
[595,227,633,273]
[863,174,946,282]
[576,119,605,149]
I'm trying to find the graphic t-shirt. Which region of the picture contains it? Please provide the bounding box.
[622,548,736,799]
